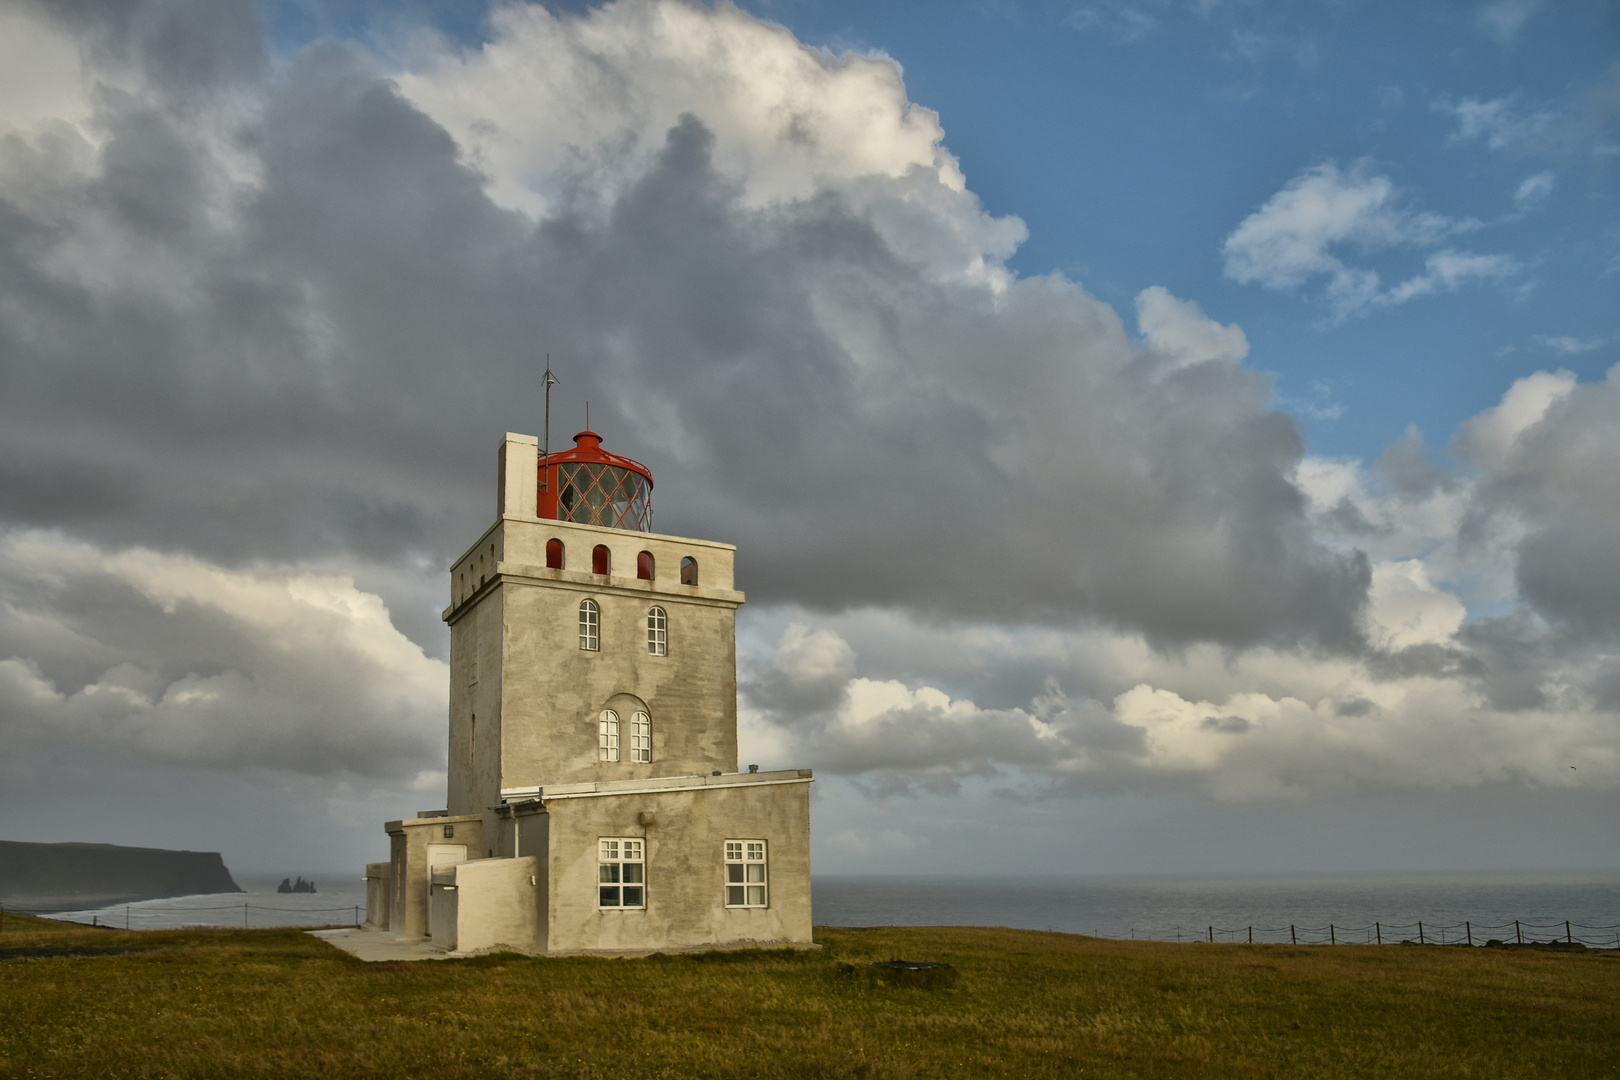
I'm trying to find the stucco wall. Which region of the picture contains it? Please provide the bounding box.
[444,516,746,840]
[544,778,812,953]
[446,588,504,830]
[385,814,483,941]
[450,855,545,954]
[497,572,741,790]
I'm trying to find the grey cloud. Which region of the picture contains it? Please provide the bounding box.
[0,2,1370,656]
[1456,615,1554,712]
[0,535,446,780]
[1463,372,1620,641]
[1374,424,1456,501]
[743,632,1149,795]
[26,0,267,101]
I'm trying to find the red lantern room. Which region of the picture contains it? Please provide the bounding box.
[538,430,653,531]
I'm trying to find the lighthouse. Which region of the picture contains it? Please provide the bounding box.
[363,429,813,955]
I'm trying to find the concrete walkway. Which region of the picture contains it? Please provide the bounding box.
[309,927,454,962]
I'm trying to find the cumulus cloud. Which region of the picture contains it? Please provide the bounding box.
[0,533,447,779]
[1222,160,1516,318]
[1,0,1615,837]
[1134,285,1249,371]
[0,0,1368,655]
[740,608,1619,801]
[737,365,1620,802]
[394,2,972,218]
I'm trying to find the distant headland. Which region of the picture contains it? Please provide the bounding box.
[0,840,242,912]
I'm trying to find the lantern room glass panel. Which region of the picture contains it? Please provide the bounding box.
[556,462,651,531]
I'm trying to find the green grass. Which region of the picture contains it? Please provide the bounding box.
[1,912,1616,1078]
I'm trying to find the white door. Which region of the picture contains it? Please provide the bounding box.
[426,843,467,871]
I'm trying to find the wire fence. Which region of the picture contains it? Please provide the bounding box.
[0,902,363,930]
[1119,919,1620,948]
[5,904,1618,948]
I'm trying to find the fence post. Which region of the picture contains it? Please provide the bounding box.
[1376,922,1381,945]
[126,905,130,931]
[1419,922,1425,945]
[1466,921,1472,946]
[1566,921,1572,945]
[354,905,360,928]
[1248,926,1253,944]
[1290,924,1296,945]
[1515,919,1522,945]
[1330,924,1336,945]
[1208,926,1213,944]
[244,903,249,929]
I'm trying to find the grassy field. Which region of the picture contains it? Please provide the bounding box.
[1,912,1616,1079]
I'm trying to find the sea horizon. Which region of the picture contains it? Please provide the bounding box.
[21,867,1617,946]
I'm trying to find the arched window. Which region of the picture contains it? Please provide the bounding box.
[598,709,619,762]
[578,600,599,651]
[680,556,698,586]
[546,539,564,570]
[647,606,667,656]
[630,711,651,763]
[637,551,655,580]
[592,545,611,576]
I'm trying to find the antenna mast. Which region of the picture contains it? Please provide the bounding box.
[541,358,558,493]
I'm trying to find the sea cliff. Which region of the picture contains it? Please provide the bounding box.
[0,840,242,911]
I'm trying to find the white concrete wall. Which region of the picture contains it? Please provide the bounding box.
[497,433,538,519]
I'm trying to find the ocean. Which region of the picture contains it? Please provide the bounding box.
[34,875,371,932]
[30,871,1620,946]
[812,872,1620,946]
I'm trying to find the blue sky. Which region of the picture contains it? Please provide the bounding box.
[1,0,1617,876]
[743,0,1620,460]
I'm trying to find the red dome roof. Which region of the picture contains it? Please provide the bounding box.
[539,430,654,531]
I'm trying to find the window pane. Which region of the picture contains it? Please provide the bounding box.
[600,840,618,859]
[727,863,744,883]
[599,864,619,883]
[727,885,745,906]
[747,886,765,906]
[725,842,742,860]
[746,864,765,883]
[747,843,764,860]
[600,886,619,906]
[622,886,643,907]
[622,863,643,884]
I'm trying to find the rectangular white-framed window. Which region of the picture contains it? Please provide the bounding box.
[724,839,767,908]
[598,837,644,908]
[599,710,620,762]
[629,711,651,763]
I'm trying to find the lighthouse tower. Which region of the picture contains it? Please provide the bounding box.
[366,429,812,956]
